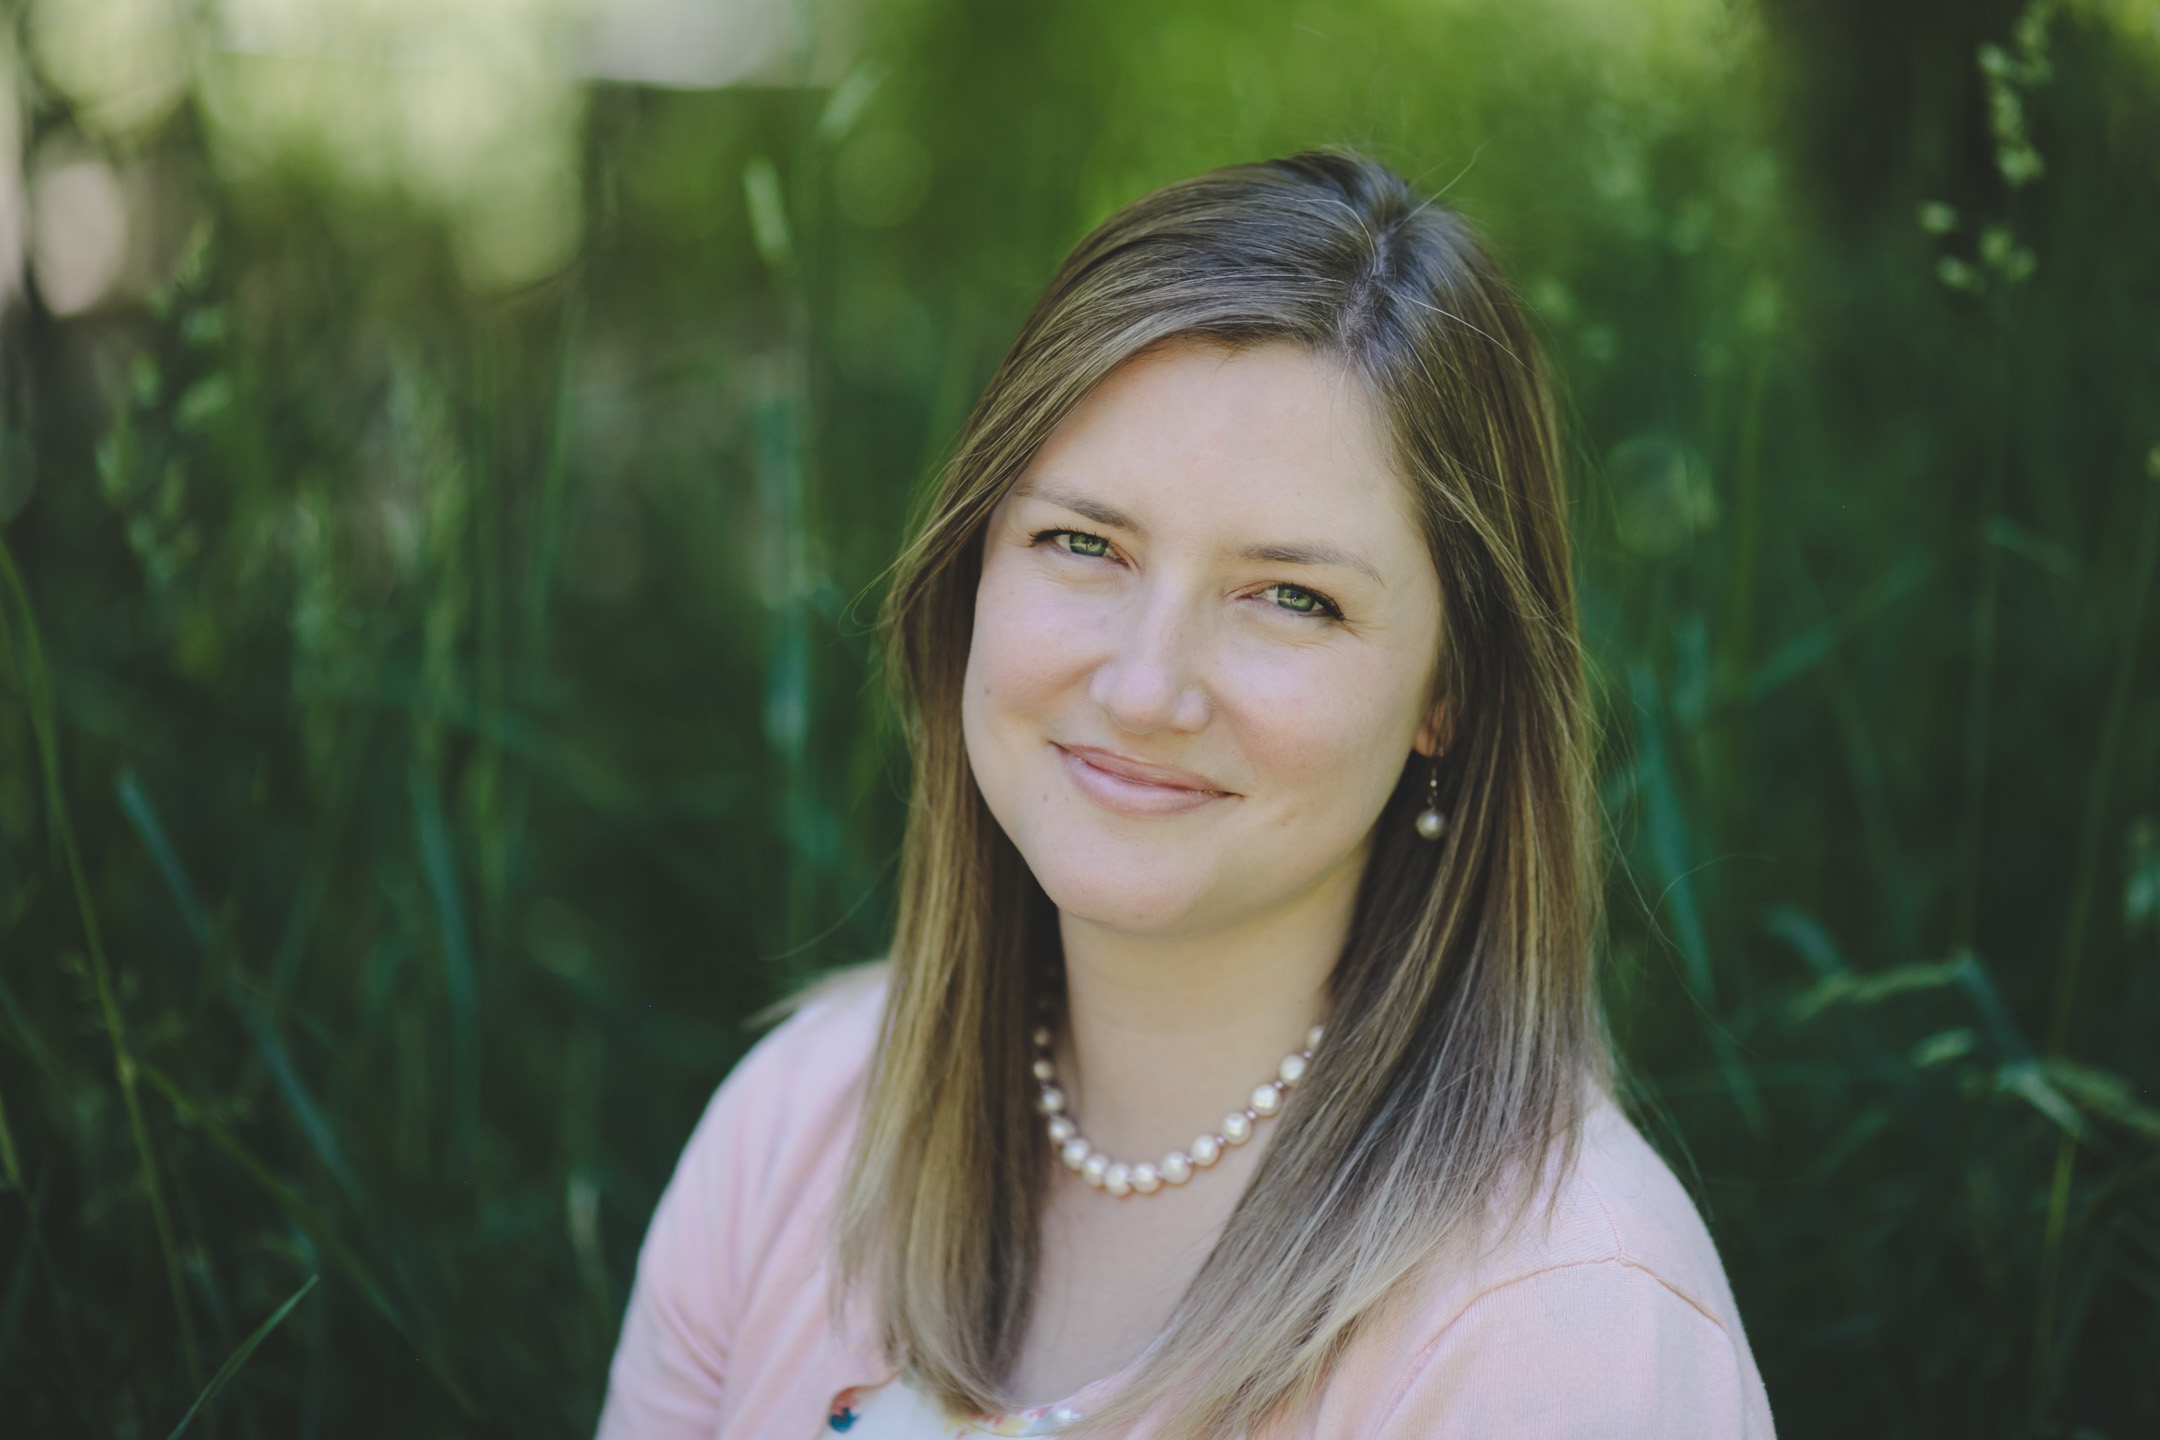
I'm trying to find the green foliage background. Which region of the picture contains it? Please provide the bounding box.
[2,0,2158,1434]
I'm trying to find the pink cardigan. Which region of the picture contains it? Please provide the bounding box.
[597,979,1775,1438]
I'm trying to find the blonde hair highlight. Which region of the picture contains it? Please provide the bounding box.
[839,151,1604,1436]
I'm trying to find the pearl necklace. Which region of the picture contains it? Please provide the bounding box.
[1031,1022,1323,1198]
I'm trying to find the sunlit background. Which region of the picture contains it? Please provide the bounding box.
[3,0,2159,1433]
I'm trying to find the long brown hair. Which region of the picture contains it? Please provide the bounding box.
[840,151,1603,1435]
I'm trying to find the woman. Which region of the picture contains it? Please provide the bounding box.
[598,152,1773,1438]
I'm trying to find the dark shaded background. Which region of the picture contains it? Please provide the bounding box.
[2,0,2157,1434]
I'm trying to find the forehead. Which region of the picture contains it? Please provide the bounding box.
[1016,339,1418,542]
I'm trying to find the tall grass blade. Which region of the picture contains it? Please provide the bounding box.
[0,529,204,1386]
[409,765,480,1167]
[1629,665,1764,1131]
[136,1062,476,1412]
[0,1079,21,1192]
[162,1274,317,1440]
[2047,458,2160,1052]
[2032,451,2160,1403]
[115,770,212,949]
[115,772,368,1209]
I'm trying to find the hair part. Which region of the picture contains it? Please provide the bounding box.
[840,150,1604,1436]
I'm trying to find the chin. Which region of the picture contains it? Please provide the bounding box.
[1024,847,1220,937]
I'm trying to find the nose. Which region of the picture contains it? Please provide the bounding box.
[1087,590,1214,735]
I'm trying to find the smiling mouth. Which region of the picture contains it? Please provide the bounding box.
[1054,744,1233,818]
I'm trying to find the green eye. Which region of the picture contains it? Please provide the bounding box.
[1264,584,1323,614]
[1058,531,1111,557]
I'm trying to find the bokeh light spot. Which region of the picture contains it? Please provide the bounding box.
[30,157,129,316]
[30,0,191,137]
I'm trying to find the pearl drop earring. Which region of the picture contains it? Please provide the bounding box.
[1415,754,1448,841]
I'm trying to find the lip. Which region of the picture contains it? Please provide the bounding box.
[1054,743,1233,818]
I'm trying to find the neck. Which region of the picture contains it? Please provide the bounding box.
[1052,849,1362,1163]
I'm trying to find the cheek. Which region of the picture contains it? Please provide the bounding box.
[965,568,1085,725]
[960,558,1099,804]
[1220,645,1420,814]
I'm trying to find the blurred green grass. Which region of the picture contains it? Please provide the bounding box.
[2,0,2158,1434]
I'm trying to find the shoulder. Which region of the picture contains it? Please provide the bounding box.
[721,962,891,1120]
[688,962,890,1191]
[1313,1096,1774,1438]
[596,966,889,1440]
[1548,1098,1749,1327]
[1403,1096,1746,1334]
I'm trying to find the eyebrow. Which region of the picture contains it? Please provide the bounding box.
[1026,487,1140,534]
[1238,541,1385,584]
[1022,485,1387,585]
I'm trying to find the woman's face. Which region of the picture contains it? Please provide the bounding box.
[962,339,1446,941]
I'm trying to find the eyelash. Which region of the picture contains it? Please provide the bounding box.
[1028,528,1345,621]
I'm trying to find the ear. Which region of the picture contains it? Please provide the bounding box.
[1411,694,1455,758]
